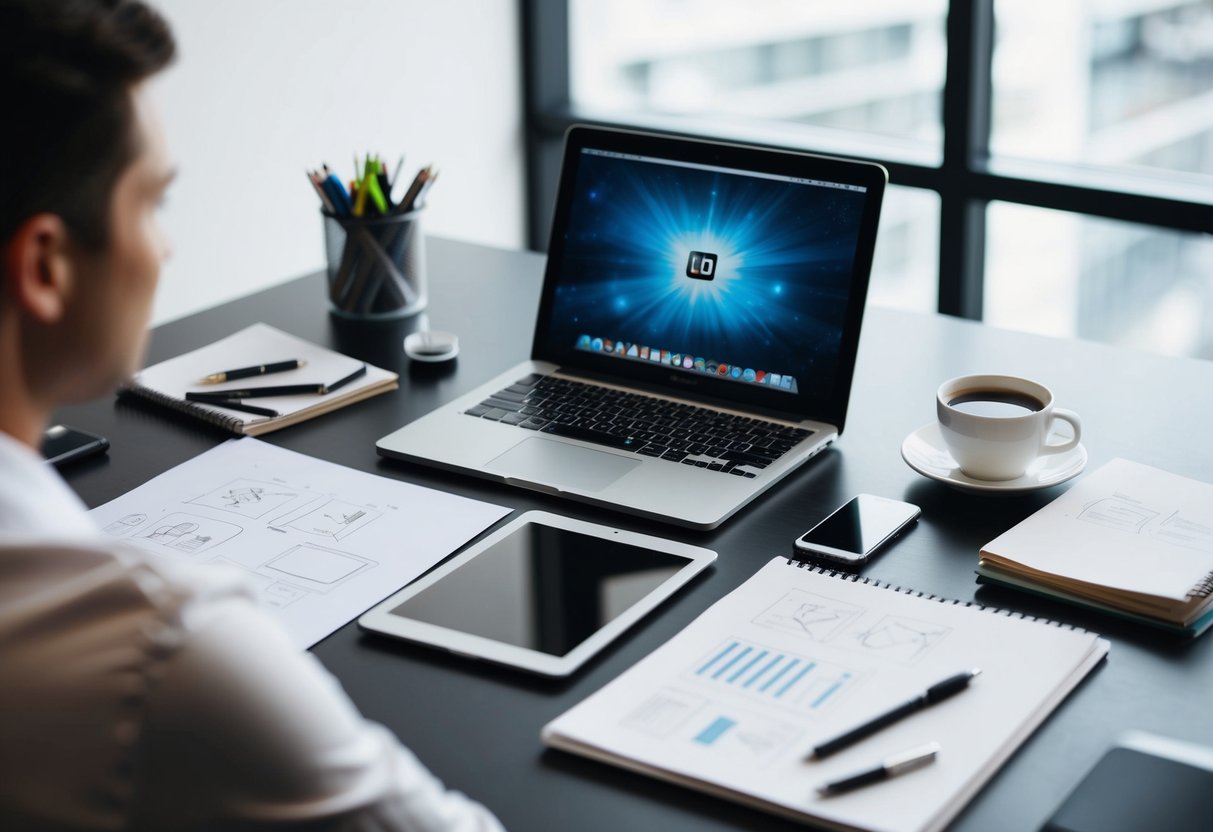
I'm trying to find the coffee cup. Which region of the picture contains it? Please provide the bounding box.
[936,374,1081,481]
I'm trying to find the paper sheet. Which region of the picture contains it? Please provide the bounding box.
[89,439,511,648]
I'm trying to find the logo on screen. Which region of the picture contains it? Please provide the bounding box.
[686,251,718,280]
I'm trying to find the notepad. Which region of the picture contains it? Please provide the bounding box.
[542,557,1108,832]
[977,459,1213,636]
[121,323,398,435]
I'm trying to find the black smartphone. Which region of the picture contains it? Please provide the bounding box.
[41,424,110,468]
[793,494,920,566]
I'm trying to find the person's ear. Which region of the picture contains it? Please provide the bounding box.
[3,214,76,324]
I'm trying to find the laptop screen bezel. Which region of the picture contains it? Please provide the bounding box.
[529,126,887,434]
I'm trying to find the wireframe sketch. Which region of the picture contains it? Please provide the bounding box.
[138,512,241,554]
[258,543,375,593]
[209,556,309,609]
[103,513,147,536]
[188,478,301,519]
[852,615,950,663]
[1078,496,1158,533]
[753,589,864,642]
[269,497,381,541]
[686,708,802,764]
[621,688,708,739]
[689,638,858,713]
[1151,510,1213,553]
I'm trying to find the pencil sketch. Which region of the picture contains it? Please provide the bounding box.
[188,478,301,519]
[269,496,381,541]
[753,589,864,642]
[103,513,147,536]
[620,688,708,739]
[258,543,375,593]
[208,556,309,609]
[685,707,802,764]
[137,512,241,554]
[1078,495,1158,533]
[851,615,950,664]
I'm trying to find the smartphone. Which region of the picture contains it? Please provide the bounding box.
[793,494,920,565]
[41,424,110,468]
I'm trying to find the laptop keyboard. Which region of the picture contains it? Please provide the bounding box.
[463,374,814,478]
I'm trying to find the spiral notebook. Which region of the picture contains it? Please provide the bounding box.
[543,557,1108,832]
[977,458,1213,637]
[121,323,398,436]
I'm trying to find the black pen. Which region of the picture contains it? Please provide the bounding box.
[323,363,366,394]
[809,669,980,759]
[187,385,325,400]
[185,364,367,401]
[817,742,940,796]
[198,359,304,384]
[200,398,280,418]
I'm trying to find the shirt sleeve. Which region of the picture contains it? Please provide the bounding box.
[129,580,505,832]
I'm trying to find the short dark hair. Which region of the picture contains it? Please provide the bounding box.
[0,0,176,250]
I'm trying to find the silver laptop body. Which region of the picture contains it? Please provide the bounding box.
[378,127,887,530]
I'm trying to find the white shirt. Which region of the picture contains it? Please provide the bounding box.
[0,432,504,831]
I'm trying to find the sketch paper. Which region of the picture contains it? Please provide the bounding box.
[90,439,510,648]
[543,557,1107,832]
[981,458,1213,601]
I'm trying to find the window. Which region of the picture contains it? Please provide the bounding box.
[523,0,1213,359]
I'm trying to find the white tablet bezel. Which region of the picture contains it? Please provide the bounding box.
[358,510,716,676]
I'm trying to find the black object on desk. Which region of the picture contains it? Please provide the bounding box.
[810,669,981,759]
[42,424,109,468]
[1043,737,1213,832]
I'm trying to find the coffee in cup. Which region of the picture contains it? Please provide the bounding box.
[936,374,1081,481]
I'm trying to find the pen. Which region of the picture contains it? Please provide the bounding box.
[185,365,366,400]
[200,399,280,418]
[323,363,366,393]
[816,742,940,796]
[809,669,980,759]
[199,359,305,384]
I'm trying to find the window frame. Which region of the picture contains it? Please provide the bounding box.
[520,0,1213,319]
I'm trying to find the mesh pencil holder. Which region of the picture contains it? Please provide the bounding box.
[323,209,427,319]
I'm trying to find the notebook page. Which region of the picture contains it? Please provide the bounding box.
[132,322,395,428]
[544,557,1107,832]
[982,459,1213,602]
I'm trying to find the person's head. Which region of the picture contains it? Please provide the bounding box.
[0,0,176,424]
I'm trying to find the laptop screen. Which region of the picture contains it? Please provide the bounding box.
[533,128,886,431]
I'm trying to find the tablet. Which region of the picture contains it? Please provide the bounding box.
[359,511,716,676]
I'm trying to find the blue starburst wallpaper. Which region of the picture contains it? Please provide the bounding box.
[547,151,868,398]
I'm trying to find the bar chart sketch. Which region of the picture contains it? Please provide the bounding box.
[689,638,858,713]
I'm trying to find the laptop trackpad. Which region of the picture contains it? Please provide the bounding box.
[486,437,640,493]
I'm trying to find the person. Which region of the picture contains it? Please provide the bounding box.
[0,2,504,829]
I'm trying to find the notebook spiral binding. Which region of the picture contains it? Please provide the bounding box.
[784,557,1090,632]
[119,384,246,433]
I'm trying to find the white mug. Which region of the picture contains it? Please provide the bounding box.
[936,374,1081,481]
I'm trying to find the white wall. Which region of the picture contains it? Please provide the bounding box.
[150,0,524,324]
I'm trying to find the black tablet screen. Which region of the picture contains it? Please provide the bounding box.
[390,523,689,656]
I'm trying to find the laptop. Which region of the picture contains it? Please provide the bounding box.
[377,126,886,530]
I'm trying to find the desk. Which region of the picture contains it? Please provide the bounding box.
[56,237,1213,832]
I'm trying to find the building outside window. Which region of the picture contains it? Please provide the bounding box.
[526,0,1213,359]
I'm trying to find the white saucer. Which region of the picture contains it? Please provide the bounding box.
[900,422,1087,494]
